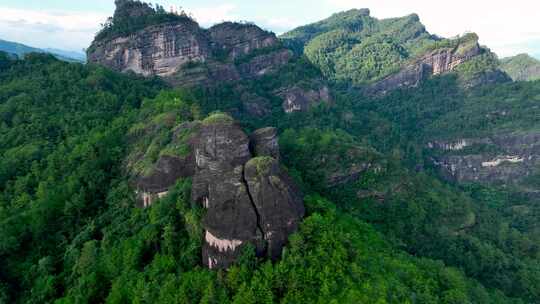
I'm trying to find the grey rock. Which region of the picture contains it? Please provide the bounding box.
[367,37,487,96]
[208,22,279,60]
[249,127,280,161]
[244,157,305,259]
[88,2,291,87]
[428,132,540,185]
[278,85,332,113]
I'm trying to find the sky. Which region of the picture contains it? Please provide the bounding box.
[0,0,539,59]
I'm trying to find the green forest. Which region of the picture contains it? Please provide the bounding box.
[0,48,539,303]
[1,2,540,303]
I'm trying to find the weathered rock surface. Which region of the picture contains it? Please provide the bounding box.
[427,132,540,185]
[249,127,280,161]
[130,114,304,269]
[132,121,199,207]
[244,157,305,259]
[367,36,503,96]
[88,21,210,78]
[194,118,303,269]
[278,85,332,113]
[88,1,291,87]
[367,63,431,96]
[208,22,279,60]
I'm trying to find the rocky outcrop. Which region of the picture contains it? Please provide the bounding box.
[88,21,210,78]
[88,1,291,87]
[278,85,332,113]
[367,63,431,96]
[367,35,486,96]
[133,121,199,207]
[208,22,279,60]
[130,114,304,269]
[244,157,304,258]
[193,118,304,269]
[427,132,540,185]
[249,127,280,161]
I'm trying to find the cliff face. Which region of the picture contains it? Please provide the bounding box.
[277,85,332,113]
[131,115,304,269]
[208,22,279,60]
[88,21,210,78]
[427,132,540,189]
[88,3,291,87]
[367,35,512,95]
[368,39,484,95]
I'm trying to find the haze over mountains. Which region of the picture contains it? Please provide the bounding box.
[0,38,86,62]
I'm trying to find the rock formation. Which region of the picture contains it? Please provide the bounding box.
[277,85,332,113]
[367,35,507,96]
[427,132,540,186]
[249,127,280,161]
[88,1,292,87]
[131,114,304,269]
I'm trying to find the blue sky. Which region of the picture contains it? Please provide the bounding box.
[0,0,539,59]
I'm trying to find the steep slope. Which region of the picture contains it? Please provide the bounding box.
[282,10,510,93]
[1,55,522,303]
[126,107,305,268]
[501,53,540,81]
[87,1,292,87]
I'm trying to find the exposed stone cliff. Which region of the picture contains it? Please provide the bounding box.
[277,84,332,113]
[88,1,291,87]
[367,35,509,95]
[130,114,304,269]
[427,132,540,189]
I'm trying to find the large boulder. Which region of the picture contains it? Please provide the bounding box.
[427,132,540,186]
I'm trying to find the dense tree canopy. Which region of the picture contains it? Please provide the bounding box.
[1,40,539,304]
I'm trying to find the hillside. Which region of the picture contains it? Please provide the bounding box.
[501,53,540,81]
[0,38,85,62]
[1,1,540,303]
[281,9,509,92]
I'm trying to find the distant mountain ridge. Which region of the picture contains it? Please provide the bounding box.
[0,38,85,62]
[500,53,540,81]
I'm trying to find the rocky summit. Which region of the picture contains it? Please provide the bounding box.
[131,113,304,269]
[87,1,291,87]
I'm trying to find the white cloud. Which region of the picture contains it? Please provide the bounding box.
[0,7,107,51]
[326,0,540,58]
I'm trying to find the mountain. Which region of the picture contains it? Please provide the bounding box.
[43,48,86,62]
[281,9,510,94]
[87,1,293,87]
[1,1,540,303]
[501,53,540,81]
[0,38,85,62]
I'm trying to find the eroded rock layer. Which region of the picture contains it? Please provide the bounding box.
[88,2,291,87]
[131,115,304,269]
[427,132,540,186]
[367,35,506,95]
